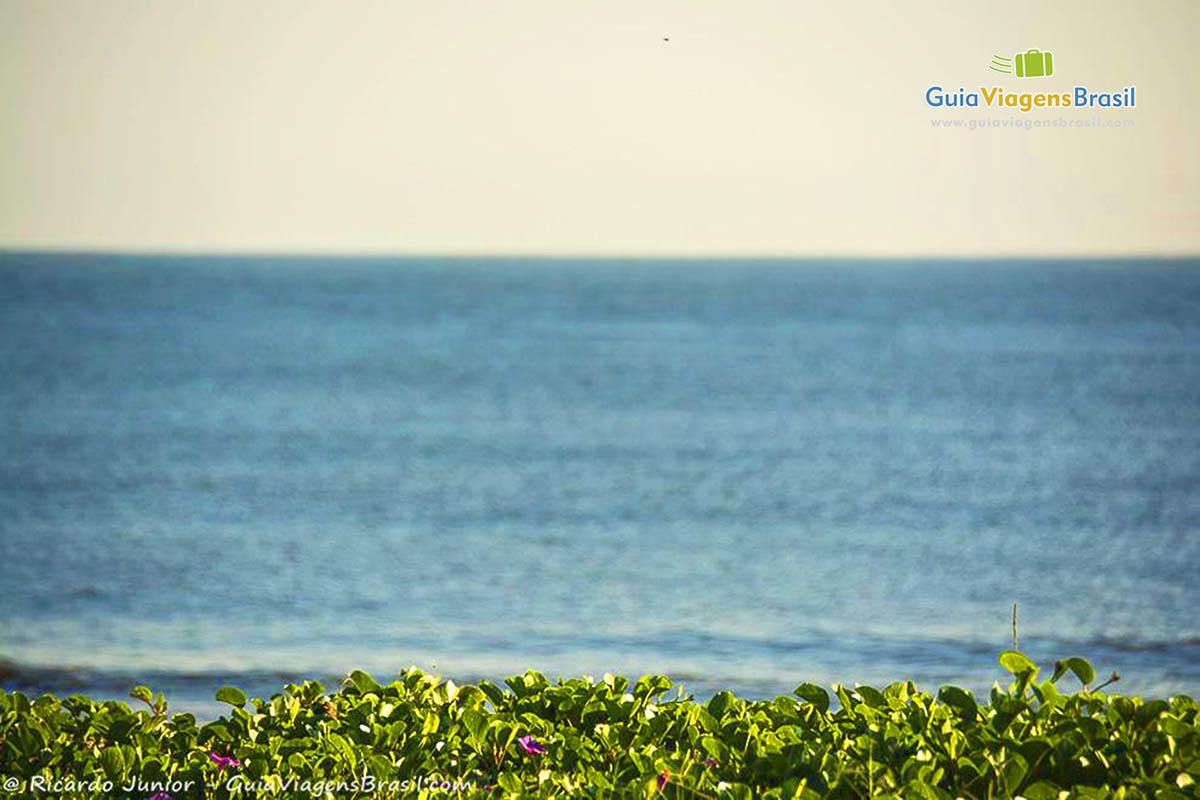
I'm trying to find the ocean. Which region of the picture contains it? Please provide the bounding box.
[1,253,1197,718]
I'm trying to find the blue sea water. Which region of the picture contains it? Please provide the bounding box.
[1,253,1198,717]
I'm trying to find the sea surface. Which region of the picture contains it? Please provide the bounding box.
[1,253,1198,718]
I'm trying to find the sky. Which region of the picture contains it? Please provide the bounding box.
[1,0,1197,258]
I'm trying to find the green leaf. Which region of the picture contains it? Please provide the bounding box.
[832,684,855,713]
[129,685,154,706]
[490,720,518,750]
[1032,679,1062,711]
[793,683,830,712]
[367,753,394,779]
[629,750,653,774]
[455,685,487,708]
[202,721,233,741]
[855,685,886,708]
[937,686,978,719]
[478,681,507,708]
[707,690,736,719]
[1022,780,1061,800]
[1135,699,1170,729]
[1160,716,1191,739]
[215,686,247,707]
[634,674,673,699]
[1064,657,1095,686]
[998,650,1037,676]
[695,707,720,733]
[1155,789,1190,800]
[999,752,1029,795]
[700,735,728,761]
[462,708,488,743]
[435,679,458,703]
[330,731,359,769]
[99,745,125,781]
[1017,737,1053,767]
[1076,716,1106,742]
[346,670,382,695]
[990,709,1018,734]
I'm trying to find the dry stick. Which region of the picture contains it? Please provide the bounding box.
[1012,603,1019,651]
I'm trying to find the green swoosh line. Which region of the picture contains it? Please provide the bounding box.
[992,54,1012,61]
[989,65,1012,73]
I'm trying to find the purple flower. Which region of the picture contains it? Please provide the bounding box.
[208,751,240,770]
[702,757,718,768]
[657,769,670,791]
[517,735,546,755]
[148,794,174,800]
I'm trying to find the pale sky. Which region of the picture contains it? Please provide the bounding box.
[2,0,1197,257]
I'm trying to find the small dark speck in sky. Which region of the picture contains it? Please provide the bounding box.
[663,37,670,42]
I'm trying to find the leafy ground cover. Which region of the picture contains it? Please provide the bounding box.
[2,652,1197,798]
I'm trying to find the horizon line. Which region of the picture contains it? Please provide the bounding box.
[2,246,1198,263]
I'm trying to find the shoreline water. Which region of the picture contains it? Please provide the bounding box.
[3,254,1199,723]
[5,631,1199,721]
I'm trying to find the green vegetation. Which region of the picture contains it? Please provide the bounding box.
[2,652,1197,798]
